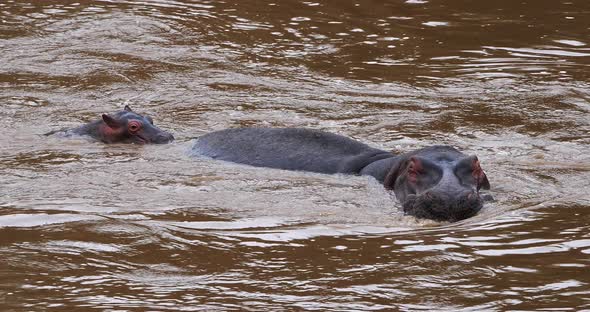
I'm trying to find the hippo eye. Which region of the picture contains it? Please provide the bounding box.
[454,155,490,191]
[128,120,142,133]
[406,157,428,186]
[406,157,442,189]
[146,116,154,125]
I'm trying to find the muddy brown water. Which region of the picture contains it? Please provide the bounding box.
[1,0,590,310]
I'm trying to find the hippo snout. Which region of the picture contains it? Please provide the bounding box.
[152,132,175,144]
[402,190,483,222]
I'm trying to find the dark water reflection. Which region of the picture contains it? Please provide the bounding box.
[1,0,590,310]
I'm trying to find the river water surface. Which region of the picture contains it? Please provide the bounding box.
[1,0,590,311]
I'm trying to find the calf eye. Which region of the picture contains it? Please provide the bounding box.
[128,120,142,133]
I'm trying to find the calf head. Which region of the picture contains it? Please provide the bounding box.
[98,105,174,144]
[384,146,490,222]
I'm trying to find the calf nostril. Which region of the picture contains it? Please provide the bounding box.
[154,132,174,143]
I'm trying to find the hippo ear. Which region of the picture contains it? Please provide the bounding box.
[470,155,490,190]
[102,114,122,129]
[383,158,407,190]
[124,105,133,112]
[479,170,491,190]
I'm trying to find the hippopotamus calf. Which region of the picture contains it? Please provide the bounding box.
[192,128,491,222]
[52,105,174,144]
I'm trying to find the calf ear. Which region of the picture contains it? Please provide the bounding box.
[102,114,122,129]
[383,158,406,190]
[124,105,133,112]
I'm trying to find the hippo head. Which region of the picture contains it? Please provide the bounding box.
[98,105,174,144]
[384,146,490,222]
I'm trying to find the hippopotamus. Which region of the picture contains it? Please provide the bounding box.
[192,128,491,222]
[50,105,174,144]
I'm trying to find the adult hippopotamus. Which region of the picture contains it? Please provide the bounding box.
[51,105,174,144]
[192,128,491,222]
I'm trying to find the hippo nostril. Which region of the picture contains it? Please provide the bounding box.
[467,190,480,201]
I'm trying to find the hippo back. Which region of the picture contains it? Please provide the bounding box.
[191,128,392,174]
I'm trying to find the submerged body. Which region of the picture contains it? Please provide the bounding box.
[192,127,491,222]
[51,105,174,144]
